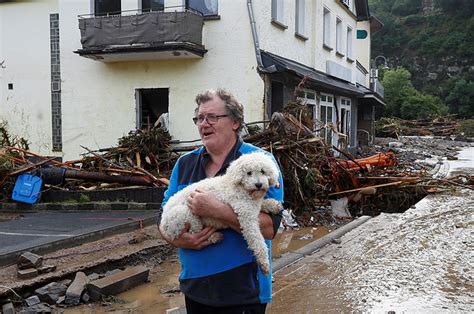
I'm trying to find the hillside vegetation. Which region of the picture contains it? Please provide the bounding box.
[369,0,474,119]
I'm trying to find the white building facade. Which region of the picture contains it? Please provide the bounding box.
[0,0,384,160]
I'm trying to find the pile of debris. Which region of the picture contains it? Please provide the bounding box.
[375,115,464,138]
[0,127,178,201]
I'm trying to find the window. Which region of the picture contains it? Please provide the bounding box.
[272,0,285,27]
[346,26,353,60]
[142,0,164,12]
[319,93,335,144]
[323,8,331,49]
[336,18,344,55]
[136,88,169,130]
[295,89,317,127]
[339,98,351,136]
[94,0,121,16]
[186,0,218,16]
[295,0,306,37]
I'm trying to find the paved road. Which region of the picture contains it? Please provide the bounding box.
[0,210,159,266]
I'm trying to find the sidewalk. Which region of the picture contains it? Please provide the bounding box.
[0,208,159,267]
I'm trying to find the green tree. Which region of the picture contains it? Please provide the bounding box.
[445,78,474,118]
[382,67,448,118]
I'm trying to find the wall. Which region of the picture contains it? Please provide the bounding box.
[58,0,263,160]
[355,20,371,86]
[0,0,58,155]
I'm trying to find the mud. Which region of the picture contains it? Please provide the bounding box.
[269,146,474,312]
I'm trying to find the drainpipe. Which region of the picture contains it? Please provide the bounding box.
[247,0,263,69]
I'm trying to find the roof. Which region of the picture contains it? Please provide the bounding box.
[260,50,364,96]
[356,84,386,106]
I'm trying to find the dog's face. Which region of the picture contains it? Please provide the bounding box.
[226,152,279,199]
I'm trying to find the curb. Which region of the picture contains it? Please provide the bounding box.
[0,213,159,267]
[0,202,162,211]
[273,215,371,273]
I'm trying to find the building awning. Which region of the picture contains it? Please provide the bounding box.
[260,50,364,97]
[356,84,386,106]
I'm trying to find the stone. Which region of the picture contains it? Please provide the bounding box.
[25,295,41,306]
[2,302,15,314]
[166,306,187,314]
[37,264,57,274]
[87,266,149,301]
[35,281,68,304]
[18,252,43,270]
[65,272,89,305]
[18,268,38,280]
[87,273,100,281]
[160,285,181,294]
[332,238,342,244]
[81,292,90,303]
[19,303,52,314]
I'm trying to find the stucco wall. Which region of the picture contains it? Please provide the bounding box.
[355,20,371,85]
[58,0,263,160]
[0,0,58,155]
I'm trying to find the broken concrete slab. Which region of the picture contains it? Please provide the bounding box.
[35,281,68,304]
[2,302,14,314]
[17,252,43,270]
[65,271,88,306]
[37,264,57,274]
[25,295,41,306]
[87,265,149,301]
[166,306,187,314]
[19,302,52,314]
[17,268,38,280]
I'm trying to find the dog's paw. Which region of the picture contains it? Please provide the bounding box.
[208,232,224,244]
[261,199,281,214]
[260,262,270,276]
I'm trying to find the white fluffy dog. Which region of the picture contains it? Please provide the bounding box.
[160,152,281,275]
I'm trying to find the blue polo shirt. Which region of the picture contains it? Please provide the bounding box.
[161,139,284,306]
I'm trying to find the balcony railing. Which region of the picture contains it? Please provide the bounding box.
[75,8,206,62]
[371,78,385,98]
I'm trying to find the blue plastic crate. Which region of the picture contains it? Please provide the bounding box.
[12,174,43,204]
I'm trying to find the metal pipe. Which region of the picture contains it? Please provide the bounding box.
[247,0,263,69]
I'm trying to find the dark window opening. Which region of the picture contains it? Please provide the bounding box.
[94,0,121,17]
[271,81,284,115]
[136,88,169,130]
[142,0,164,12]
[8,83,13,90]
[186,0,218,16]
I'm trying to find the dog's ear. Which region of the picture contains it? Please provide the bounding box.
[226,157,245,187]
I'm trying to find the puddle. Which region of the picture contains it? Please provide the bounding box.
[272,226,329,259]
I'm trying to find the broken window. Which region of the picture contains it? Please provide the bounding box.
[94,0,121,16]
[135,88,169,130]
[186,0,218,16]
[142,0,164,12]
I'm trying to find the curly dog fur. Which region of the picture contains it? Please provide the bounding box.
[160,152,281,275]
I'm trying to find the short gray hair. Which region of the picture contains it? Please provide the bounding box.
[195,89,245,134]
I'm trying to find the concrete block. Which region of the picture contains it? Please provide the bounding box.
[18,268,38,279]
[25,295,41,306]
[18,252,43,270]
[87,266,149,300]
[35,281,68,304]
[38,264,57,274]
[65,271,88,305]
[2,302,15,314]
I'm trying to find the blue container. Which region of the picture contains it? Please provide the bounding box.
[12,174,43,204]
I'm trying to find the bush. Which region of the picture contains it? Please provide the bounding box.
[458,119,474,137]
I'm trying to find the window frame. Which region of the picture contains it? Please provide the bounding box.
[185,0,219,17]
[271,0,287,29]
[323,7,332,50]
[336,17,344,56]
[346,26,354,61]
[295,0,307,40]
[93,0,121,17]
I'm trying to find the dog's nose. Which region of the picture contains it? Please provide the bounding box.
[255,183,262,189]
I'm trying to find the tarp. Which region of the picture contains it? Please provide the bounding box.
[79,11,203,49]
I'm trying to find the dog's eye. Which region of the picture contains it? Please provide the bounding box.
[247,171,252,176]
[260,169,265,174]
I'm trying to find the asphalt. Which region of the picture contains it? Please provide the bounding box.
[0,209,159,267]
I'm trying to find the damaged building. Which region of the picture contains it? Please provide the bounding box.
[0,0,384,160]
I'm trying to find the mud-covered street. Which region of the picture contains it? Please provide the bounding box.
[269,147,473,313]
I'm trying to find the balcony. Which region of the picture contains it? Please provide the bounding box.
[74,9,206,62]
[371,78,385,98]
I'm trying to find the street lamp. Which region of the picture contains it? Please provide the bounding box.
[370,55,389,81]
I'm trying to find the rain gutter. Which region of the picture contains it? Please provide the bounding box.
[247,0,264,70]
